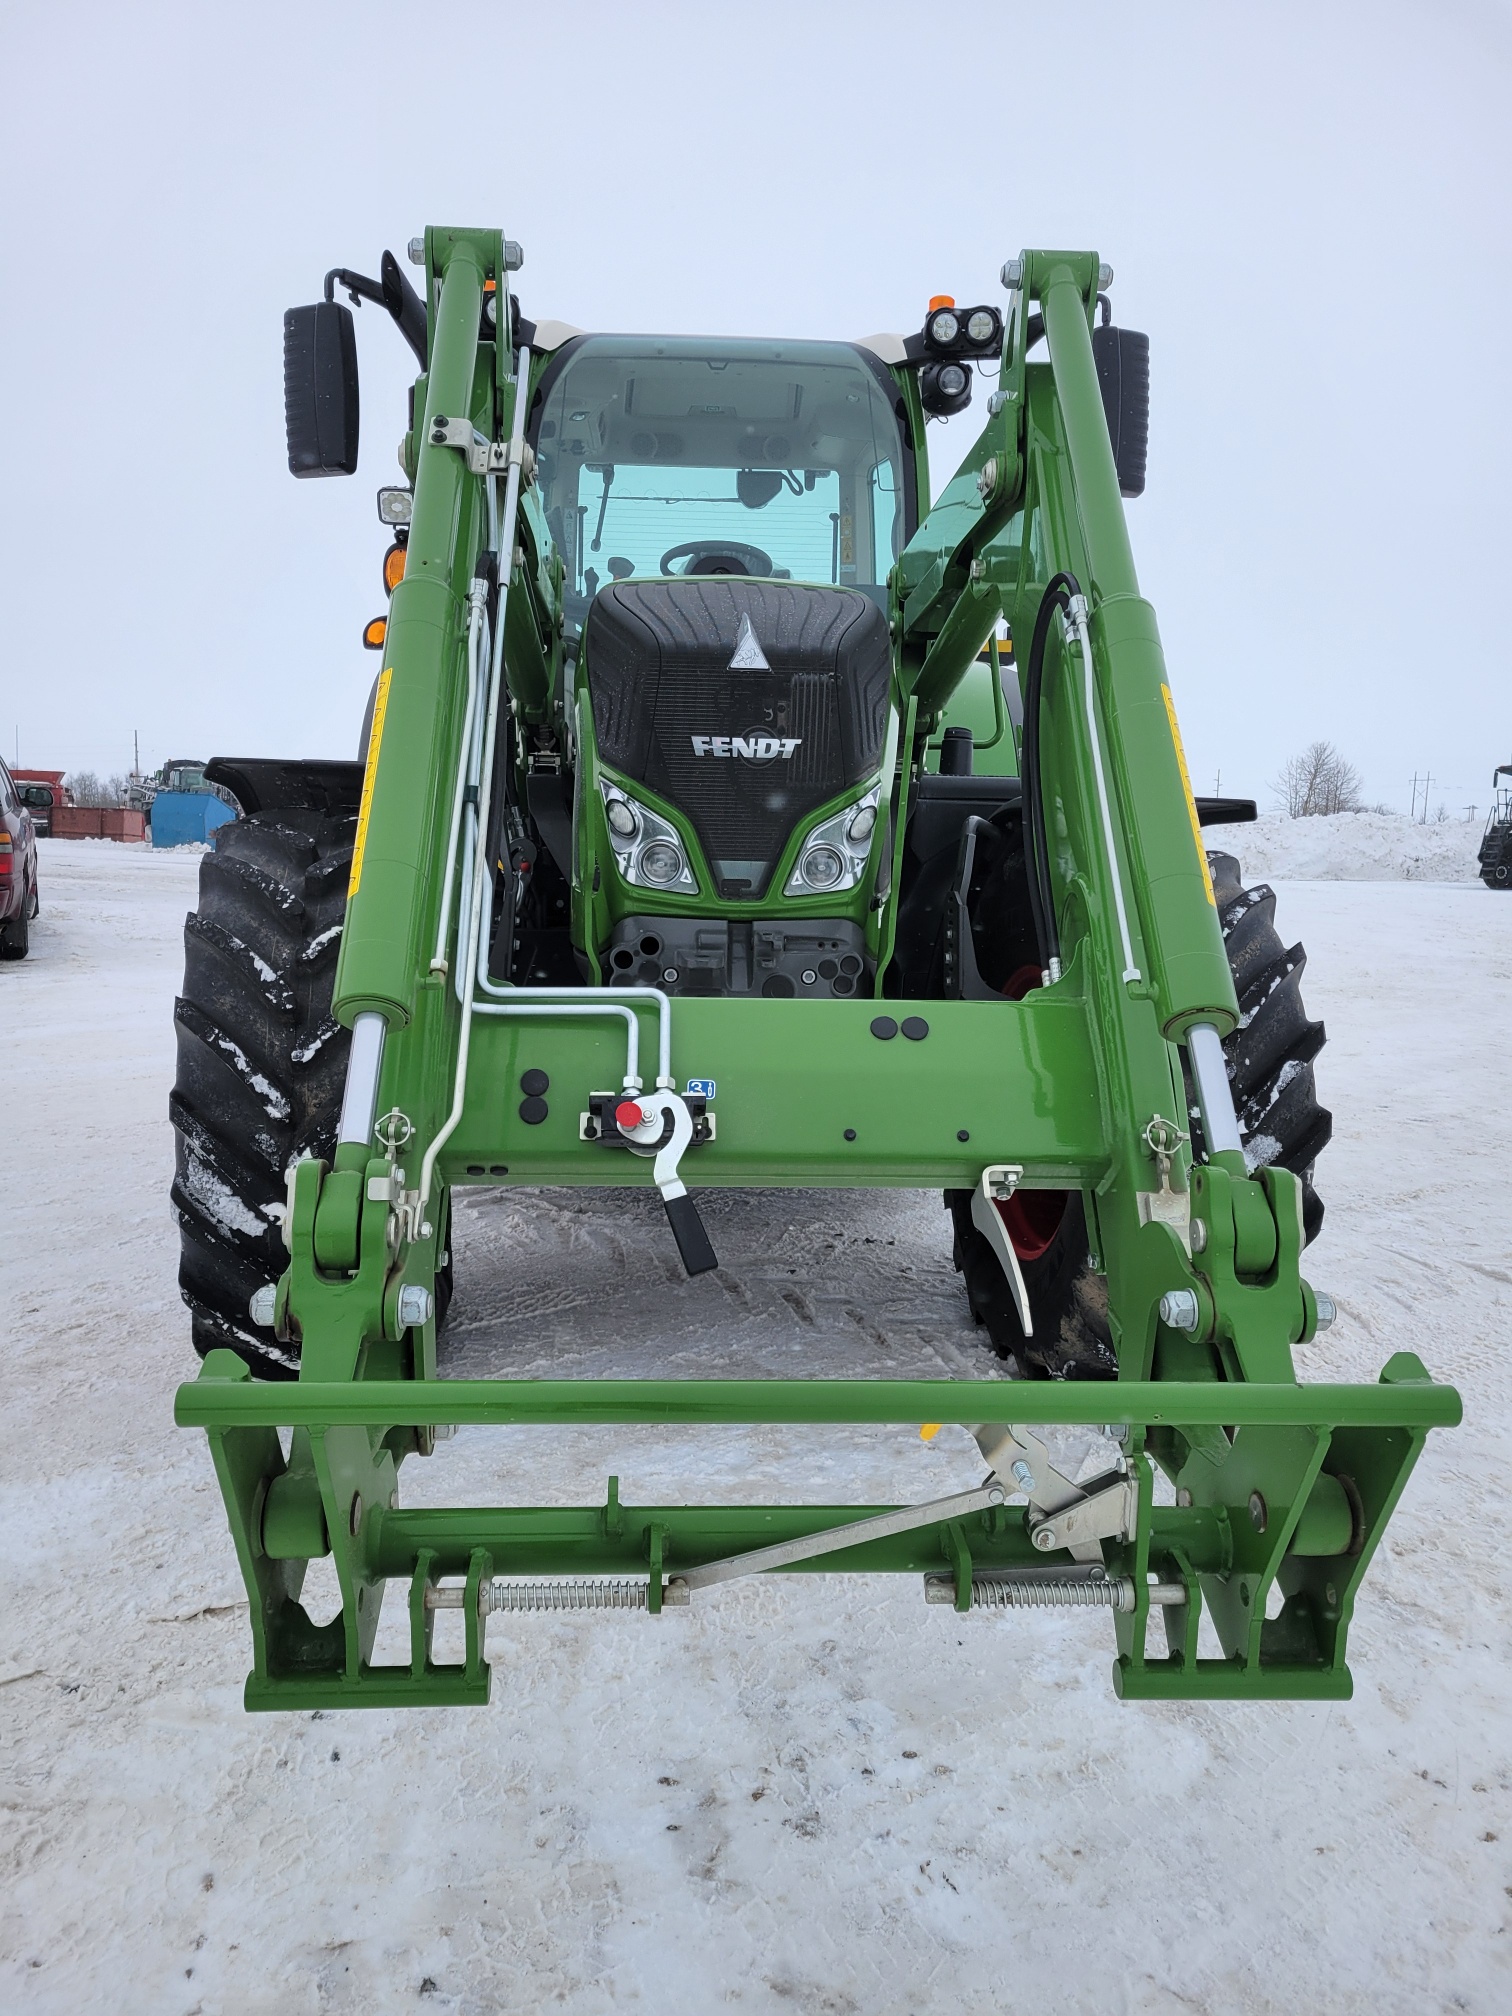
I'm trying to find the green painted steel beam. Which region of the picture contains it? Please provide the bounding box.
[177,1375,1462,1431]
[447,990,1106,1185]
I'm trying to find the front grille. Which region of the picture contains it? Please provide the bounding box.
[585,580,890,895]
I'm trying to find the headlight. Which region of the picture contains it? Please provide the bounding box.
[599,781,698,893]
[965,307,999,345]
[784,784,882,898]
[799,845,845,890]
[936,362,969,400]
[639,840,684,885]
[928,308,960,348]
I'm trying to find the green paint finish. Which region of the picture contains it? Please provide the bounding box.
[184,235,1458,1709]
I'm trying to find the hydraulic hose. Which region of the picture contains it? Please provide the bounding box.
[1021,571,1081,983]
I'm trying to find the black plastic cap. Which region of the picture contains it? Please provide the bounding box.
[939,726,974,777]
[284,301,359,477]
[664,1193,718,1276]
[1092,324,1149,498]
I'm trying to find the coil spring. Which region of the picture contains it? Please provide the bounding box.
[924,1572,1139,1612]
[976,1575,1135,1611]
[480,1578,651,1614]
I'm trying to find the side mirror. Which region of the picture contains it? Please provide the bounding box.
[283,301,359,477]
[1092,324,1149,497]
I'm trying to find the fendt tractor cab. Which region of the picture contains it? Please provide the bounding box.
[169,233,1458,1713]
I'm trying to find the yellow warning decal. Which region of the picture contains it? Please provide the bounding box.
[1162,682,1216,907]
[349,666,392,897]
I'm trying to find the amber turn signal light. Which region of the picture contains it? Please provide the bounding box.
[383,542,406,594]
[362,617,387,650]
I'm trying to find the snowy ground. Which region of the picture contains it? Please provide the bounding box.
[3,835,1510,2015]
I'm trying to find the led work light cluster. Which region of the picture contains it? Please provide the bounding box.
[918,296,1003,418]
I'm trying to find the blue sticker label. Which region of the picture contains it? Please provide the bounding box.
[686,1078,716,1099]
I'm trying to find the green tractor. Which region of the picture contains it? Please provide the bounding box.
[171,232,1458,1710]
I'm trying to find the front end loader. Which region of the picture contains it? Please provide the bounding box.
[171,230,1458,1710]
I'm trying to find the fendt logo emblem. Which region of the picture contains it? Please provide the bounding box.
[690,735,802,759]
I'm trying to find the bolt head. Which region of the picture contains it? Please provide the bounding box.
[349,1492,364,1536]
[1098,262,1114,289]
[1249,1490,1268,1533]
[1314,1291,1338,1331]
[397,1284,434,1328]
[1032,1525,1056,1551]
[1001,257,1024,289]
[502,239,525,272]
[407,236,425,266]
[1159,1288,1201,1333]
[248,1283,277,1327]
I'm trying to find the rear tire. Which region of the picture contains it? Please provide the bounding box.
[949,847,1332,1376]
[170,808,354,1377]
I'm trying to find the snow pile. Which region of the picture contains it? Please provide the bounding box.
[1204,809,1483,883]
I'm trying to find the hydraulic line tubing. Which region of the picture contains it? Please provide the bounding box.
[419,352,531,1209]
[1021,572,1079,982]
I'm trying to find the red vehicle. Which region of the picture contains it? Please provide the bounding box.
[0,758,40,958]
[11,768,69,837]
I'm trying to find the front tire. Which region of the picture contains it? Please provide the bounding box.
[169,808,354,1376]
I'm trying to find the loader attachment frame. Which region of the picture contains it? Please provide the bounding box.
[176,230,1458,1709]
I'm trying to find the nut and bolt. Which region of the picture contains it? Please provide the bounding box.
[1314,1291,1338,1331]
[1098,262,1114,289]
[397,1284,434,1329]
[407,236,425,265]
[1190,1218,1208,1253]
[1249,1491,1268,1533]
[1032,1525,1057,1551]
[248,1283,277,1327]
[1001,258,1024,289]
[985,1484,1006,1506]
[1011,1459,1035,1492]
[1159,1288,1202,1333]
[503,239,525,271]
[976,457,998,500]
[986,388,1016,414]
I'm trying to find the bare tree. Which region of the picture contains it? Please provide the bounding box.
[1271,741,1365,818]
[64,770,131,807]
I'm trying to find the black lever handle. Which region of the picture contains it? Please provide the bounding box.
[663,1192,718,1276]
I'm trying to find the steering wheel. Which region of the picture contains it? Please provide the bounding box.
[659,539,773,578]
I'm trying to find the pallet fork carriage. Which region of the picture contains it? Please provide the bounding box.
[173,229,1459,1709]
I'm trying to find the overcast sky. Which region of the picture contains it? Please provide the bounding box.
[2,1,1507,818]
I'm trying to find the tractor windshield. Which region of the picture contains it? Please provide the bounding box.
[529,335,911,635]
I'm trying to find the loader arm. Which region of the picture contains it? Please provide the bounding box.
[175,230,1458,1712]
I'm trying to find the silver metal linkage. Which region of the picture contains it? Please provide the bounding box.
[1186,1020,1244,1157]
[335,1011,387,1151]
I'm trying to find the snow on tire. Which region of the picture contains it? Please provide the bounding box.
[1206,851,1332,1243]
[170,809,354,1378]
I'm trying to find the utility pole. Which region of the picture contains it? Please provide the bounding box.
[1465,805,1478,823]
[1409,772,1419,820]
[1420,773,1431,824]
[1213,768,1221,795]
